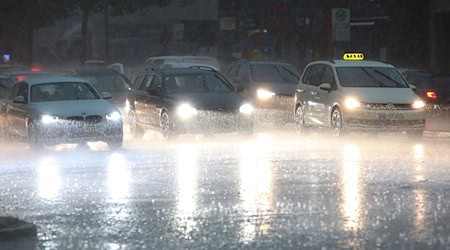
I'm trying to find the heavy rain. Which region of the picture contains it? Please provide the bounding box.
[1,0,450,249]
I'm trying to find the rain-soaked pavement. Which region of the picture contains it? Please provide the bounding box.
[1,129,450,249]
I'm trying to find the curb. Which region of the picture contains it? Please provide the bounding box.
[0,217,37,241]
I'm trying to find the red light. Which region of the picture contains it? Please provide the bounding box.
[426,91,437,100]
[16,75,26,81]
[31,67,41,72]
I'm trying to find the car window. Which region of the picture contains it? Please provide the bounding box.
[305,64,324,87]
[77,72,130,91]
[149,75,162,91]
[237,64,249,81]
[300,66,311,85]
[0,84,9,99]
[8,83,20,100]
[165,74,206,93]
[204,74,233,92]
[336,67,409,88]
[250,64,300,83]
[31,82,99,102]
[139,74,154,91]
[133,74,146,90]
[322,65,336,88]
[0,78,13,88]
[17,83,28,103]
[226,65,239,78]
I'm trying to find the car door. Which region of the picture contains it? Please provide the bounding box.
[7,82,29,136]
[299,64,325,125]
[316,65,337,125]
[144,74,163,127]
[236,63,252,98]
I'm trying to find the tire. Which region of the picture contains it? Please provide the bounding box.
[107,136,123,150]
[295,106,306,134]
[331,108,344,137]
[128,109,143,139]
[407,130,424,138]
[160,111,176,140]
[28,122,43,149]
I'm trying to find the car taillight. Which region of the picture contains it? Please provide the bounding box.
[31,67,41,72]
[16,75,26,81]
[426,90,437,100]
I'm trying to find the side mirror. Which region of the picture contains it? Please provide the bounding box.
[319,83,331,91]
[102,92,112,99]
[409,84,417,90]
[13,96,25,103]
[148,87,162,96]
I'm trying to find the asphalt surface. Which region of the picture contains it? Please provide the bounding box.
[1,129,450,249]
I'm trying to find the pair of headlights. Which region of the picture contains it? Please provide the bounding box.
[40,112,122,124]
[344,97,425,110]
[176,103,254,120]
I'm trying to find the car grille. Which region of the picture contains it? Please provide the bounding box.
[66,115,103,124]
[347,118,425,126]
[363,103,413,110]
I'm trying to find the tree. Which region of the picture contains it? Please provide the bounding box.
[0,0,75,66]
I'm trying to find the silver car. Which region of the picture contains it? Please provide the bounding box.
[294,58,426,137]
[0,76,123,148]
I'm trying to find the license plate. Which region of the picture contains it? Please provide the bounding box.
[377,113,404,120]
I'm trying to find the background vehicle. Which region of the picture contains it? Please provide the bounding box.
[64,68,132,115]
[225,60,301,125]
[295,58,426,137]
[0,64,30,73]
[127,68,254,140]
[144,56,221,71]
[401,69,450,108]
[0,76,123,148]
[0,74,14,99]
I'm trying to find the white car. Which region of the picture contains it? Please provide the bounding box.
[0,76,123,148]
[294,54,426,137]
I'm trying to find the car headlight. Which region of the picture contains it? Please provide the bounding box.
[412,100,425,109]
[177,103,198,120]
[257,89,275,100]
[344,97,361,109]
[124,99,130,113]
[41,115,59,124]
[106,111,122,121]
[239,103,254,114]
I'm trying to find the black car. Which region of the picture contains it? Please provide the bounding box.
[402,70,450,109]
[64,68,132,115]
[127,68,254,139]
[225,60,301,125]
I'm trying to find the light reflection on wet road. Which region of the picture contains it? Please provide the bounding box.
[1,131,450,249]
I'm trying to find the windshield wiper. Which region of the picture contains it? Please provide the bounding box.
[373,69,405,88]
[361,68,386,87]
[279,67,300,83]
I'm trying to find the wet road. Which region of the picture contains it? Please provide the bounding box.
[1,131,450,249]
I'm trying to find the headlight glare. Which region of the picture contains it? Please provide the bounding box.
[257,89,275,100]
[41,115,58,124]
[106,111,122,121]
[239,103,254,114]
[177,103,198,120]
[344,97,361,109]
[412,100,425,109]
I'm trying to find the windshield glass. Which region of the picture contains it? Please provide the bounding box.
[77,72,130,92]
[31,82,99,102]
[165,73,233,93]
[336,67,409,88]
[250,64,301,83]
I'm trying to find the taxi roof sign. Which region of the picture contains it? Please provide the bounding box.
[343,53,364,61]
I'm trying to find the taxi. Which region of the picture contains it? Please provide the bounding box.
[294,53,426,137]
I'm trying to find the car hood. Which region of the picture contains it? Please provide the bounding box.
[166,92,243,109]
[254,82,297,96]
[343,87,420,103]
[31,99,117,117]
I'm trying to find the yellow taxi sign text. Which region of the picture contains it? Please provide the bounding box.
[343,53,364,61]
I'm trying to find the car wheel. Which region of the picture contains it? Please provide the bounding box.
[107,136,123,150]
[28,122,42,149]
[160,111,176,140]
[295,106,306,134]
[331,108,344,137]
[128,109,143,139]
[407,130,424,138]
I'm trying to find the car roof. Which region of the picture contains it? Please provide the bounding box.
[20,76,88,86]
[309,60,395,68]
[73,68,118,74]
[138,68,218,77]
[242,60,295,66]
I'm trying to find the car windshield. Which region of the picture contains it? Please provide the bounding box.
[31,82,99,102]
[250,64,301,83]
[165,73,232,93]
[336,67,409,88]
[77,72,130,92]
